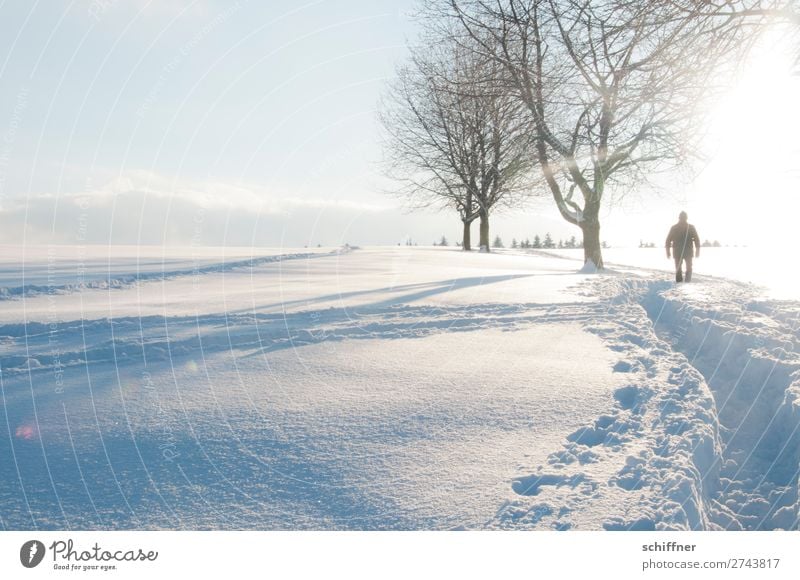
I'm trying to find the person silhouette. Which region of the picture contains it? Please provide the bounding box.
[665,211,700,282]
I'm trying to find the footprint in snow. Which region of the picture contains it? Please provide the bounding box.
[613,360,635,372]
[603,517,656,531]
[613,385,641,411]
[512,473,586,496]
[566,415,628,447]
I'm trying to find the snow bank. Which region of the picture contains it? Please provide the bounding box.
[0,247,350,300]
[640,280,800,530]
[495,275,800,530]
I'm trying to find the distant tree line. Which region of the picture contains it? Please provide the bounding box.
[433,233,609,249]
[444,235,725,249]
[511,235,580,250]
[639,239,724,248]
[508,235,608,250]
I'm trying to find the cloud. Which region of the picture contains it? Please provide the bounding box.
[0,171,422,247]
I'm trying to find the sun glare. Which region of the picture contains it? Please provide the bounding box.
[687,27,800,252]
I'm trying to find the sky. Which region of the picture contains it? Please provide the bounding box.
[0,0,798,249]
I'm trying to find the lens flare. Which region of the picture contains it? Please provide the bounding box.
[15,424,38,440]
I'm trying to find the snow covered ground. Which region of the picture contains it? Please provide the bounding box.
[542,246,798,300]
[1,245,798,530]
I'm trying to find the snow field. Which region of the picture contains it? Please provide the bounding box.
[0,247,621,529]
[1,246,798,530]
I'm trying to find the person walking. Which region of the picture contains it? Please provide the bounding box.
[665,211,700,282]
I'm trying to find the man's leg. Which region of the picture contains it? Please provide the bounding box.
[674,256,683,282]
[685,255,693,282]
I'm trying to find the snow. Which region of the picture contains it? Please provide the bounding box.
[542,246,799,300]
[1,245,799,530]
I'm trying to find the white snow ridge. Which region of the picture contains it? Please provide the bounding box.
[496,273,800,531]
[0,246,797,530]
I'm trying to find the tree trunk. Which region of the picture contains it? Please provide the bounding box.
[479,210,490,252]
[462,219,472,251]
[580,218,603,270]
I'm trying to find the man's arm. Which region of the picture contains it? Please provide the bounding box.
[665,227,673,259]
[691,226,700,257]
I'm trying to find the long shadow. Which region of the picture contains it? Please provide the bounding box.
[1,286,598,392]
[0,270,604,530]
[1,274,534,376]
[228,273,539,314]
[0,270,601,444]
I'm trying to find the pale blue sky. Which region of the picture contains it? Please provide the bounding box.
[0,1,413,193]
[0,1,798,248]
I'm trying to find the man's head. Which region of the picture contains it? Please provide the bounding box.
[678,211,688,223]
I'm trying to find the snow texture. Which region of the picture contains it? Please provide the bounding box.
[495,273,800,530]
[1,246,798,530]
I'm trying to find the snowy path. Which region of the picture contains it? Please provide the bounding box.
[641,281,800,529]
[496,270,800,530]
[1,246,798,530]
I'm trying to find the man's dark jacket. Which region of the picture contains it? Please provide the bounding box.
[665,222,700,259]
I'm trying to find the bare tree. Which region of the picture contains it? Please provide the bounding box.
[427,0,794,268]
[380,32,534,251]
